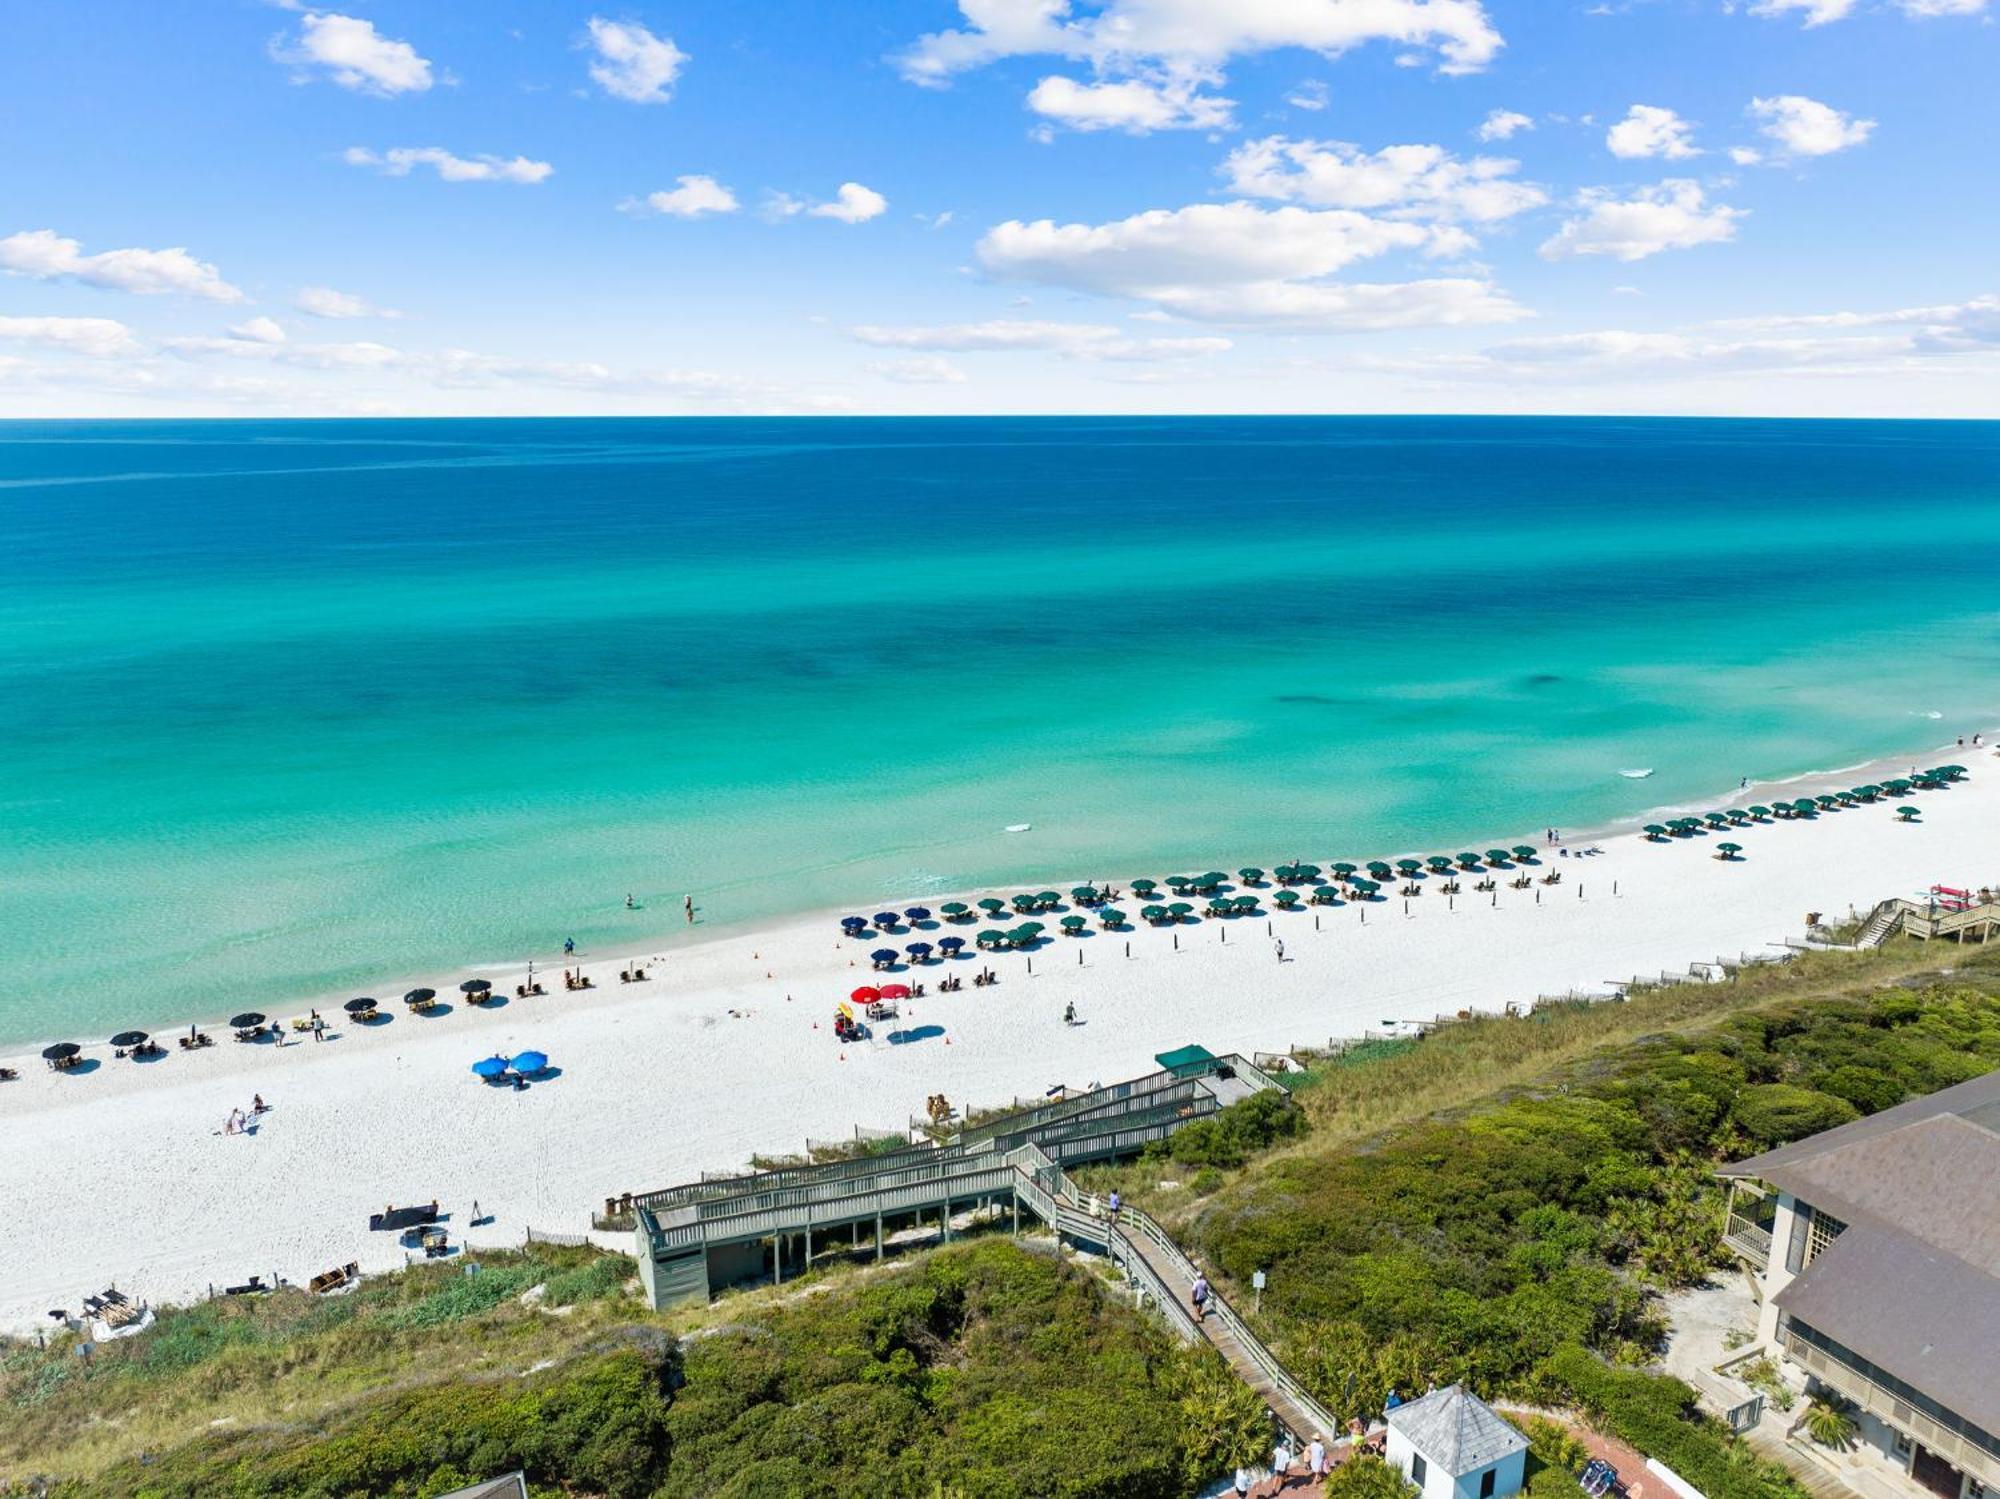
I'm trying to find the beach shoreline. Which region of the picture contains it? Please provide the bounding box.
[2,731,1994,1336]
[6,727,1990,1065]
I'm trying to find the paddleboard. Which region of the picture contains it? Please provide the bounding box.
[1618,768,1655,780]
[1004,823,1032,833]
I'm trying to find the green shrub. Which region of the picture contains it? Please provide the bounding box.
[1730,1085,1859,1148]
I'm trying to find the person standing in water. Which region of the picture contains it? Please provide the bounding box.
[684,894,694,924]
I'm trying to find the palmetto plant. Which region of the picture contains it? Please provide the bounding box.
[1805,1397,1859,1450]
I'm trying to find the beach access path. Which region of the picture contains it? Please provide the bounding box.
[0,742,1995,1336]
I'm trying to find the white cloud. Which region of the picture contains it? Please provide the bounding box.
[897,0,1505,84]
[623,175,739,218]
[1712,293,2000,351]
[975,201,1525,329]
[1748,95,1874,157]
[1476,109,1533,142]
[1027,73,1234,133]
[1729,146,1764,166]
[583,17,687,104]
[1540,180,1743,262]
[228,316,287,345]
[0,314,139,357]
[1749,0,1856,23]
[0,228,243,302]
[275,12,433,95]
[850,318,1232,360]
[1896,0,1988,13]
[1605,104,1699,160]
[1287,80,1330,111]
[1222,136,1546,222]
[343,147,553,184]
[867,356,970,384]
[809,182,889,223]
[294,286,403,320]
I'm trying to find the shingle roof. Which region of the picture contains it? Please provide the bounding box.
[1775,1226,2000,1434]
[1388,1385,1528,1474]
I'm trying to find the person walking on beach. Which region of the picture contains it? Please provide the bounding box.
[563,936,575,956]
[1191,1271,1210,1322]
[1273,1437,1295,1490]
[1107,1189,1120,1223]
[1274,938,1285,963]
[1308,1434,1328,1483]
[1233,1466,1251,1497]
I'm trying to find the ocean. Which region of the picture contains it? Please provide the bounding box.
[4,415,1997,1045]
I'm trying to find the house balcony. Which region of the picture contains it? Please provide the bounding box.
[1723,1214,1773,1271]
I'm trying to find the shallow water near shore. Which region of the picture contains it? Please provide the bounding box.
[4,414,1998,1045]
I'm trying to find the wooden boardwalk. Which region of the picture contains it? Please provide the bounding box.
[1114,1210,1335,1444]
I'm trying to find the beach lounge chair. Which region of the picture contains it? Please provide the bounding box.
[0,1068,16,1082]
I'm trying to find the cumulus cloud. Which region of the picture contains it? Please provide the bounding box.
[1540,180,1743,262]
[295,286,403,320]
[1222,137,1546,222]
[228,316,287,345]
[1027,73,1234,133]
[0,314,140,357]
[1749,0,1856,23]
[867,356,970,384]
[1748,95,1874,157]
[584,17,687,103]
[0,228,243,302]
[975,201,1525,329]
[622,175,739,218]
[1476,109,1532,142]
[850,319,1232,360]
[274,12,433,95]
[1605,104,1699,160]
[767,182,888,223]
[343,147,553,184]
[897,0,1505,85]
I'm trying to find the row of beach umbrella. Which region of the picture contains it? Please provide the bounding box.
[836,848,1546,939]
[1641,768,1964,843]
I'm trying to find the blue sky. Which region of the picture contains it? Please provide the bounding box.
[2,0,1996,416]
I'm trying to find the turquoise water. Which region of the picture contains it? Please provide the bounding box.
[4,416,1998,1045]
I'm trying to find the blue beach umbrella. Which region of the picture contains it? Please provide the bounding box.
[472,1056,510,1079]
[510,1050,549,1075]
[873,911,900,929]
[904,907,932,922]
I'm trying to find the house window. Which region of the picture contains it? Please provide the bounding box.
[1894,1433,1914,1457]
[1412,1454,1428,1486]
[1804,1210,1847,1266]
[1481,1469,1498,1498]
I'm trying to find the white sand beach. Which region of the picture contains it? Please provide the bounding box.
[2,742,1995,1336]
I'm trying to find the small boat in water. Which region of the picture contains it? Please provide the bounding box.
[1004,823,1032,833]
[1618,768,1654,780]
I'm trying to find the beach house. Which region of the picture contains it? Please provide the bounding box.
[1717,1068,2000,1499]
[1384,1385,1529,1499]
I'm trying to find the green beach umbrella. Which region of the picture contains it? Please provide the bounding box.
[1425,856,1452,872]
[1396,858,1423,873]
[1897,806,1921,821]
[1312,885,1340,902]
[1017,920,1046,935]
[1705,813,1730,827]
[1643,824,1668,839]
[1060,915,1086,931]
[1486,849,1512,864]
[1141,904,1168,922]
[1793,798,1817,813]
[1009,926,1040,945]
[1350,877,1380,894]
[1717,842,1742,859]
[1167,901,1193,917]
[978,897,1006,913]
[1274,890,1301,907]
[1457,852,1482,868]
[1748,805,1771,818]
[1239,867,1265,883]
[1815,794,1839,808]
[1331,862,1357,877]
[941,901,969,917]
[1131,878,1157,893]
[1511,845,1537,859]
[1367,861,1393,878]
[977,929,1008,947]
[1099,907,1126,926]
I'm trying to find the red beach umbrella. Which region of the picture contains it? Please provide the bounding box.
[850,986,881,1003]
[878,984,912,1000]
